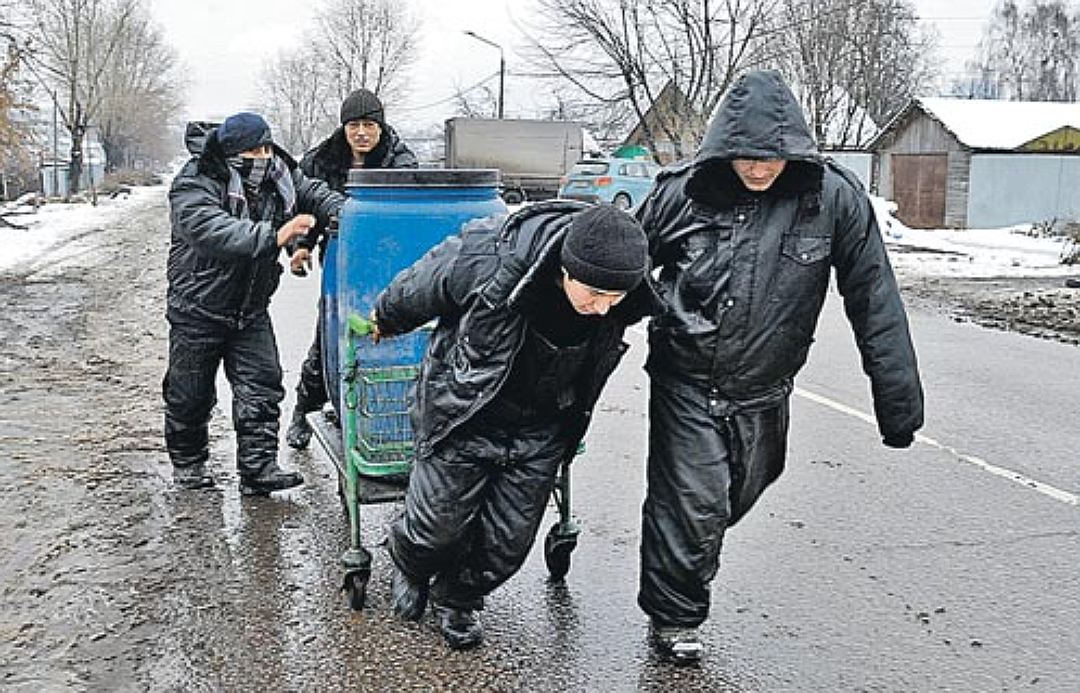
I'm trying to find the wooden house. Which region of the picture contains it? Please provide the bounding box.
[868,98,1080,229]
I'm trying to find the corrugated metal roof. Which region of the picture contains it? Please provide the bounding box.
[917,97,1080,150]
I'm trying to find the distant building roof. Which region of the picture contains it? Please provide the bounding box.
[873,97,1080,151]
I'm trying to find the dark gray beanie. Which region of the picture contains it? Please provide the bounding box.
[340,88,385,126]
[216,112,273,157]
[560,205,649,292]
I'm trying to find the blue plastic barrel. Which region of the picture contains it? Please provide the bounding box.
[323,169,505,476]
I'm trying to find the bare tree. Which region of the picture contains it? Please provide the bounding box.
[0,36,38,200]
[262,50,336,156]
[966,0,1080,101]
[0,19,34,157]
[767,0,936,148]
[524,0,777,162]
[1022,0,1079,100]
[314,0,421,101]
[260,0,421,156]
[22,0,139,196]
[95,5,182,172]
[451,81,499,119]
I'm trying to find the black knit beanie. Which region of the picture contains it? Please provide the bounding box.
[340,88,385,127]
[216,112,273,157]
[560,205,649,292]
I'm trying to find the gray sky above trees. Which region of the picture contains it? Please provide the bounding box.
[148,0,998,131]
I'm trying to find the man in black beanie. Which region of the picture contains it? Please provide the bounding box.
[285,88,417,450]
[368,201,661,650]
[165,112,345,494]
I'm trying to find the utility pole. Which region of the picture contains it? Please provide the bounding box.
[463,30,505,119]
[52,99,59,197]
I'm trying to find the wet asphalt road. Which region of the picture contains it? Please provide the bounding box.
[1,188,1078,691]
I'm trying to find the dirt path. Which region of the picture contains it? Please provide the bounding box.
[0,195,173,688]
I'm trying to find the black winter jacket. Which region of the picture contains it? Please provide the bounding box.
[296,125,418,251]
[167,122,344,326]
[374,201,664,455]
[637,70,923,443]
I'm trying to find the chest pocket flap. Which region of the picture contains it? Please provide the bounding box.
[781,235,831,265]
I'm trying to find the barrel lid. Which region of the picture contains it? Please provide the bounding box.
[346,168,500,187]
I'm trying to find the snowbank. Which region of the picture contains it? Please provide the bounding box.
[871,196,1075,279]
[0,187,164,272]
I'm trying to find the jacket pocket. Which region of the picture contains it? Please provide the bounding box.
[781,234,831,265]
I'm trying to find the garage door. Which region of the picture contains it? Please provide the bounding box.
[892,154,947,229]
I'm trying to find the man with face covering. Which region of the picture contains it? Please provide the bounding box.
[372,202,662,650]
[165,112,344,494]
[285,88,418,450]
[635,70,924,662]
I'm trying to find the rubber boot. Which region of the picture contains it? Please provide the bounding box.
[238,461,304,496]
[173,463,215,490]
[432,603,483,650]
[285,407,313,450]
[390,561,429,621]
[649,621,703,665]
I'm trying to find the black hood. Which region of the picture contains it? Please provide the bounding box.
[687,70,823,209]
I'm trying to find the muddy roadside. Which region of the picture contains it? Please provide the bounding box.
[898,271,1080,346]
[0,191,506,692]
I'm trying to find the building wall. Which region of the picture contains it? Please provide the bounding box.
[875,112,964,194]
[39,162,107,198]
[823,151,872,189]
[873,111,969,227]
[944,150,971,228]
[967,154,1080,228]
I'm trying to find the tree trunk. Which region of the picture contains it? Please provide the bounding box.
[67,136,83,199]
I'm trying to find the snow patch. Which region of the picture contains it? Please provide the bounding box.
[0,187,164,272]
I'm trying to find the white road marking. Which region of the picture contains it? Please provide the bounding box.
[627,324,1077,505]
[795,387,1078,507]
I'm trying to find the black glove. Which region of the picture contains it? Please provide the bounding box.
[883,431,914,449]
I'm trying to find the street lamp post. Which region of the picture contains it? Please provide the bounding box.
[463,30,504,119]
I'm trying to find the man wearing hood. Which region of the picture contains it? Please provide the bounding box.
[635,70,924,662]
[285,88,418,450]
[165,112,344,494]
[372,202,662,650]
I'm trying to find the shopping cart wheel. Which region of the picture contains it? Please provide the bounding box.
[544,525,578,582]
[344,569,370,610]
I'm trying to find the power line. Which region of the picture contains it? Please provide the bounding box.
[395,71,502,114]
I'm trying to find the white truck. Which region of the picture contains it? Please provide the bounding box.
[444,117,585,204]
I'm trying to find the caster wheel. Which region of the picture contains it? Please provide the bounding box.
[544,527,577,582]
[344,570,370,610]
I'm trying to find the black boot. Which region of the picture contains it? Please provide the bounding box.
[649,621,703,665]
[239,461,304,496]
[285,407,313,450]
[432,603,483,650]
[390,561,429,621]
[172,463,215,490]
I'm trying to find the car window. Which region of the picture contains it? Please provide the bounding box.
[569,161,609,176]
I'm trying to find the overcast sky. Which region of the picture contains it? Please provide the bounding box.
[148,0,999,133]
